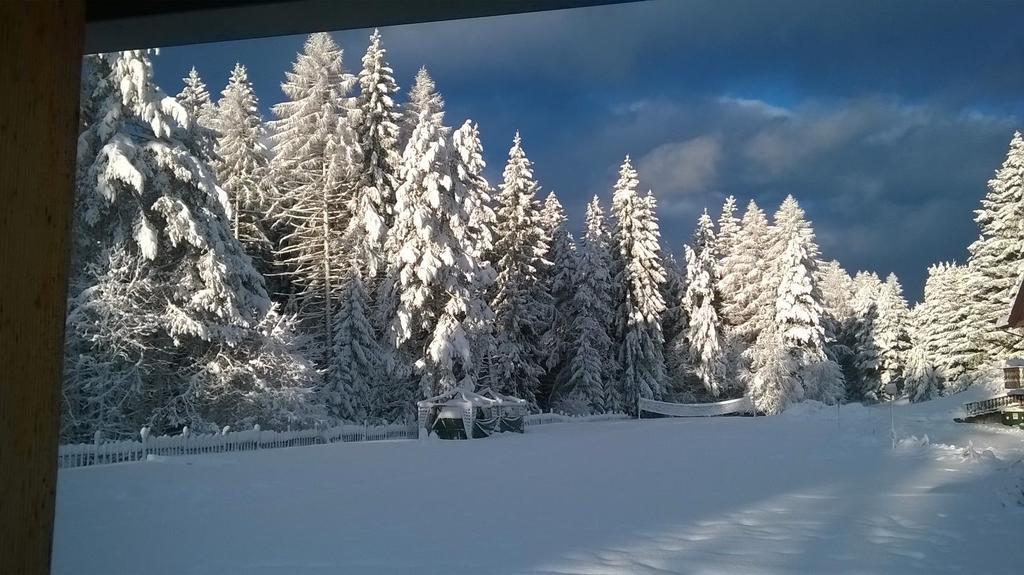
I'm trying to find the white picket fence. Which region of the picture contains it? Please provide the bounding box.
[58,422,419,470]
[525,412,630,426]
[58,412,631,470]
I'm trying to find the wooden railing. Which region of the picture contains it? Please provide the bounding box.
[962,394,1024,417]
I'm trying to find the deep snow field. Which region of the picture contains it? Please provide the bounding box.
[53,387,1024,575]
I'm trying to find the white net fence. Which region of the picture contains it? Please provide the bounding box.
[639,396,755,417]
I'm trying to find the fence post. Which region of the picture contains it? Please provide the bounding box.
[140,426,150,461]
[93,430,102,466]
[182,426,190,456]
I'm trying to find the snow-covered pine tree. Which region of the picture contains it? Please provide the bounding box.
[875,273,912,395]
[661,251,688,349]
[716,195,741,262]
[917,264,946,377]
[747,324,801,414]
[848,271,883,400]
[610,157,667,412]
[904,344,941,402]
[489,133,552,408]
[774,233,845,405]
[559,201,615,414]
[400,67,444,147]
[450,120,498,383]
[539,192,577,408]
[377,66,446,327]
[271,33,357,363]
[927,263,979,388]
[345,29,402,280]
[214,63,273,268]
[324,262,381,422]
[708,181,746,382]
[65,50,314,441]
[967,132,1024,366]
[741,193,811,392]
[581,196,619,411]
[452,121,497,263]
[662,250,691,396]
[384,91,491,404]
[683,212,727,397]
[725,201,772,342]
[715,196,742,322]
[175,67,217,161]
[817,259,856,390]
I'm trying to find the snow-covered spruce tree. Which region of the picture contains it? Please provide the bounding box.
[662,250,691,396]
[198,307,318,431]
[875,273,912,394]
[271,33,357,363]
[400,67,444,148]
[966,131,1024,366]
[919,262,978,387]
[558,202,615,414]
[725,201,772,343]
[743,196,825,401]
[904,344,941,403]
[214,63,273,267]
[916,264,945,376]
[450,120,498,383]
[716,195,741,260]
[175,67,218,161]
[580,196,620,411]
[376,67,446,324]
[610,158,667,412]
[65,51,315,441]
[764,195,818,298]
[323,263,381,422]
[818,260,855,328]
[817,259,856,390]
[539,192,577,407]
[345,29,402,281]
[661,251,688,350]
[713,196,743,386]
[489,133,553,408]
[451,120,497,268]
[773,233,845,405]
[747,324,801,415]
[384,99,492,405]
[683,212,727,397]
[848,271,883,400]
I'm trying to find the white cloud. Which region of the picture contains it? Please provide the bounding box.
[637,134,722,199]
[717,95,792,119]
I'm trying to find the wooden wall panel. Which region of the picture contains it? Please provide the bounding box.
[0,2,84,573]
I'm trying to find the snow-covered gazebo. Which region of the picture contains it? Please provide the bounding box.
[417,387,527,439]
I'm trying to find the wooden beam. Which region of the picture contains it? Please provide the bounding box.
[0,2,84,573]
[84,0,630,52]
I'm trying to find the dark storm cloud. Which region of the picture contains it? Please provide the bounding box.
[602,95,1018,300]
[153,0,1024,300]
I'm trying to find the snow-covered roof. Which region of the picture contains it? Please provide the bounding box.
[417,388,496,409]
[1003,273,1024,328]
[477,387,527,405]
[1005,358,1024,368]
[417,387,528,410]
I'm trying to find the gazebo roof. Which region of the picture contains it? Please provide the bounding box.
[417,387,527,409]
[417,388,495,409]
[477,387,527,405]
[1003,275,1024,328]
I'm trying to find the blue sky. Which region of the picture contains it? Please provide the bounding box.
[152,0,1024,301]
